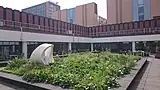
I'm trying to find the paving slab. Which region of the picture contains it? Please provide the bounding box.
[0,84,16,90]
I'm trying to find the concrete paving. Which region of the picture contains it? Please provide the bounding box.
[128,57,160,90]
[0,84,16,90]
[0,81,26,90]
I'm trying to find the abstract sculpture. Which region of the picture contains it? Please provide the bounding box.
[30,43,54,65]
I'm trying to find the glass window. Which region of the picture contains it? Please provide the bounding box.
[10,42,15,45]
[0,42,3,45]
[138,0,144,5]
[56,6,60,11]
[139,14,144,21]
[15,42,19,45]
[70,19,73,24]
[3,42,9,45]
[50,4,54,8]
[56,7,59,11]
[49,9,52,13]
[138,6,144,13]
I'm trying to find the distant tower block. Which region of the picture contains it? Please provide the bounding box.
[30,43,54,65]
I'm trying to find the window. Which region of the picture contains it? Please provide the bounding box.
[138,6,144,13]
[49,12,52,15]
[70,19,73,24]
[50,4,54,8]
[138,0,144,21]
[56,7,59,11]
[138,0,144,5]
[139,15,144,21]
[56,6,60,11]
[49,8,54,13]
[0,42,2,45]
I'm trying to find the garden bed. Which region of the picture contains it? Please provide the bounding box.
[0,52,141,90]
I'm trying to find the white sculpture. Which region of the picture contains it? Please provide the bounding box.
[30,43,54,65]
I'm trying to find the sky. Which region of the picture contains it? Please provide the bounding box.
[0,0,107,18]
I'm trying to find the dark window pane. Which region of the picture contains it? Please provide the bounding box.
[138,6,144,13]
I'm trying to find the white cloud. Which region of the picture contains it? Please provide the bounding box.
[0,0,107,18]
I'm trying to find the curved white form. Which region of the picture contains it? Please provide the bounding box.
[30,43,54,65]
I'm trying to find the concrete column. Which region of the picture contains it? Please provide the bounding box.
[132,41,136,52]
[22,41,27,59]
[12,45,15,52]
[68,42,72,51]
[91,43,94,52]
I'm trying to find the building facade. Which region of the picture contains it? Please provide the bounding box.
[53,2,107,26]
[1,6,160,60]
[22,2,106,26]
[107,0,160,24]
[22,1,60,18]
[97,16,107,25]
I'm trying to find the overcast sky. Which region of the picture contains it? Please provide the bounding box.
[0,0,107,18]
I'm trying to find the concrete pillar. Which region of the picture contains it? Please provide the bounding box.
[12,45,15,52]
[68,42,72,51]
[91,43,94,51]
[132,41,136,52]
[22,41,27,59]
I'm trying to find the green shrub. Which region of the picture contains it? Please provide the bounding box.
[1,52,141,90]
[7,58,28,69]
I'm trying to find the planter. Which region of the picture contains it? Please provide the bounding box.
[0,53,143,90]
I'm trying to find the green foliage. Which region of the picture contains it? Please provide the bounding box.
[7,58,28,69]
[0,52,141,90]
[0,58,29,75]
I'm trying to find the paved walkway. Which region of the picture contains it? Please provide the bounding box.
[0,81,26,90]
[129,57,160,90]
[0,83,16,90]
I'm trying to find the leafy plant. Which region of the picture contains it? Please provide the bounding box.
[0,52,141,90]
[7,58,28,69]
